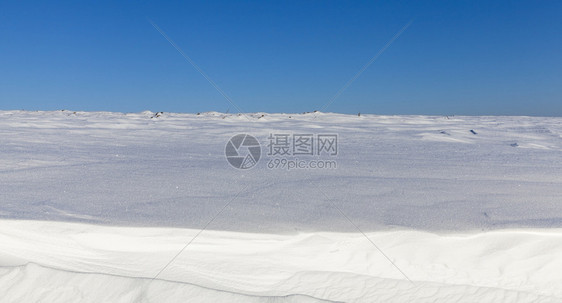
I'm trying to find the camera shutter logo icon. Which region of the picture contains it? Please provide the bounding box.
[225,134,261,169]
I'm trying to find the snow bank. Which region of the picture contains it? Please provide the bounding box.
[1,220,562,302]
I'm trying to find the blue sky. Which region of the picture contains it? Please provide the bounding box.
[1,1,561,116]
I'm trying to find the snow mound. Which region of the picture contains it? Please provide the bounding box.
[1,220,561,302]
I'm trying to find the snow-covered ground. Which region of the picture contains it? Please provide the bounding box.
[1,110,561,302]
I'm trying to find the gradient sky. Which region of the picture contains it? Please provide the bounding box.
[1,1,561,116]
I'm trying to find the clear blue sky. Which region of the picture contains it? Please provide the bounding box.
[1,1,561,116]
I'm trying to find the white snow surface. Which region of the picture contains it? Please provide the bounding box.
[0,110,561,302]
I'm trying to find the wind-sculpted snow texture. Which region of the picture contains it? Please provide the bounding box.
[1,110,561,231]
[1,221,561,302]
[0,111,561,302]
